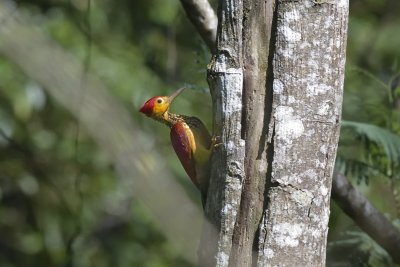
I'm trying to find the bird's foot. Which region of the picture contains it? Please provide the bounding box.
[211,135,222,151]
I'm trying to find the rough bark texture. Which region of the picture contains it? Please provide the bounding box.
[332,172,400,264]
[229,0,274,265]
[257,1,349,266]
[198,0,245,266]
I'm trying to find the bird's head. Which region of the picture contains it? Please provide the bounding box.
[139,87,185,119]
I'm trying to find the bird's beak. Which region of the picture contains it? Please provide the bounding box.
[168,87,186,103]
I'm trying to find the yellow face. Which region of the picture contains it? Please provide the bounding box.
[151,96,170,117]
[139,96,170,118]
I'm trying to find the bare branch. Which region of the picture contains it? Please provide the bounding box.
[179,0,217,52]
[332,172,400,264]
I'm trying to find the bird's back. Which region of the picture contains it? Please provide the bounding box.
[169,115,212,201]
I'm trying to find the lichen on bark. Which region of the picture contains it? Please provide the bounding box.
[258,0,349,266]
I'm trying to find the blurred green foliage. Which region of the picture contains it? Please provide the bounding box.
[0,0,399,266]
[329,0,400,266]
[0,0,208,266]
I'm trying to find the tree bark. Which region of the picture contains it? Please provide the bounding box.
[199,1,245,265]
[257,1,349,266]
[200,0,349,266]
[229,0,274,265]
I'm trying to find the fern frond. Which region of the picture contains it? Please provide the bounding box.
[335,156,387,184]
[341,120,400,165]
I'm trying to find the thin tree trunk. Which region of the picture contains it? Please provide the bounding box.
[199,1,245,265]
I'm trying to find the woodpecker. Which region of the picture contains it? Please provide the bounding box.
[139,88,212,206]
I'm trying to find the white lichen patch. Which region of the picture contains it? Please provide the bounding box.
[306,83,332,97]
[274,223,304,247]
[302,72,318,84]
[323,63,331,73]
[312,195,323,207]
[315,159,326,168]
[300,41,311,50]
[304,128,315,137]
[291,189,313,206]
[276,46,294,58]
[304,0,314,8]
[216,251,229,267]
[258,162,268,173]
[307,59,319,69]
[335,39,341,48]
[264,248,275,259]
[238,139,245,147]
[274,106,304,144]
[288,96,296,104]
[295,169,318,185]
[311,39,321,47]
[220,71,243,116]
[226,140,235,152]
[275,175,290,185]
[320,144,327,154]
[222,203,233,215]
[324,16,333,28]
[320,185,329,196]
[280,25,302,43]
[276,174,304,185]
[273,79,284,94]
[338,0,348,8]
[309,228,322,238]
[227,178,242,193]
[320,210,330,226]
[284,9,300,22]
[317,103,331,116]
[323,53,333,61]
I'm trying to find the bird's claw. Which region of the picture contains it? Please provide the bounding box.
[211,135,222,151]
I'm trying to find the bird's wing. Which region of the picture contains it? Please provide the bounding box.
[186,117,212,150]
[170,121,198,187]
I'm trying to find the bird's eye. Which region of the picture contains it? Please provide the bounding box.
[157,98,163,104]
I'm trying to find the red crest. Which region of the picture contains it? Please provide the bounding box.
[139,97,157,116]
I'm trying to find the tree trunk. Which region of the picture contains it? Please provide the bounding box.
[200,0,349,266]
